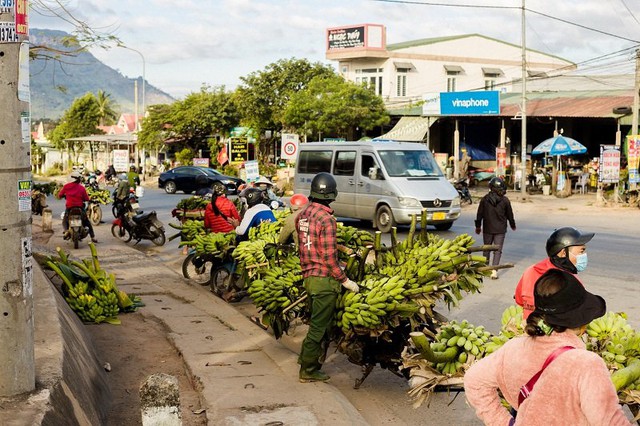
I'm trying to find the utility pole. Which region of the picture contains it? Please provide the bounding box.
[0,1,35,396]
[520,0,528,199]
[632,49,640,137]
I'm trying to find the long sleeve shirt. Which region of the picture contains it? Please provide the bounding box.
[235,204,275,239]
[464,331,631,426]
[295,202,346,283]
[475,192,515,234]
[57,182,89,208]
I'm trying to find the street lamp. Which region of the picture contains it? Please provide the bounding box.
[118,44,146,128]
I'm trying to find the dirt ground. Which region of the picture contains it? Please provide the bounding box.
[85,310,207,426]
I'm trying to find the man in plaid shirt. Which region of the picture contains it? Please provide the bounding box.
[296,173,359,383]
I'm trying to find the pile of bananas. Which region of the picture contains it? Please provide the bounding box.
[176,196,210,210]
[428,320,493,375]
[247,261,303,314]
[247,219,284,244]
[233,239,269,271]
[179,231,236,257]
[168,219,206,242]
[87,188,113,204]
[587,313,640,374]
[337,223,375,254]
[44,243,143,324]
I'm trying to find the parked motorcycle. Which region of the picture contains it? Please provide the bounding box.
[31,188,47,215]
[111,209,166,246]
[452,177,472,204]
[66,206,89,249]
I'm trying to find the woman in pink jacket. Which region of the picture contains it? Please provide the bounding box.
[464,269,631,425]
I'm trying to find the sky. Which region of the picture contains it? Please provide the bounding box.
[30,0,640,99]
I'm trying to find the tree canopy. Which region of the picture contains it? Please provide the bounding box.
[283,75,390,140]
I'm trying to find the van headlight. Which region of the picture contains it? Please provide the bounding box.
[451,196,461,207]
[398,196,422,208]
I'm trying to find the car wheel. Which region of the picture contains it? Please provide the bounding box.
[375,205,395,233]
[434,222,453,231]
[164,181,177,194]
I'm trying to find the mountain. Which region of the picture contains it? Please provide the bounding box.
[30,29,175,120]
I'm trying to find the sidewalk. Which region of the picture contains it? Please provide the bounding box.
[34,220,368,425]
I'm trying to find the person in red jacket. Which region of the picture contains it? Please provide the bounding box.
[514,226,594,319]
[203,182,240,233]
[57,171,98,243]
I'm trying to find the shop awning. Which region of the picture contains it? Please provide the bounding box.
[394,61,415,70]
[444,64,464,74]
[375,116,435,142]
[482,67,503,76]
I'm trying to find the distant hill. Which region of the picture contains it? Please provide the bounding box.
[30,29,175,120]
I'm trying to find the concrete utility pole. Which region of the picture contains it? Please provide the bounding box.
[520,0,528,199]
[0,1,35,396]
[632,49,640,137]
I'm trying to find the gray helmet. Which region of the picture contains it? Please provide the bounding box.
[243,187,265,208]
[212,181,226,196]
[310,172,338,200]
[546,227,595,257]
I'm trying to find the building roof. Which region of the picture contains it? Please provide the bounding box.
[386,33,575,66]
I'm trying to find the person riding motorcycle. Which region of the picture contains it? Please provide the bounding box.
[235,187,275,242]
[57,171,98,243]
[254,176,282,207]
[204,181,240,233]
[278,193,309,246]
[114,173,132,217]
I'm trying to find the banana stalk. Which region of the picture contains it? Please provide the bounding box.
[420,208,428,244]
[410,331,458,363]
[612,360,640,391]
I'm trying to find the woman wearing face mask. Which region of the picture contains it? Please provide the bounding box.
[514,227,593,319]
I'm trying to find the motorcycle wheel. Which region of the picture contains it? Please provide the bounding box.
[111,224,132,242]
[182,253,214,285]
[89,205,102,226]
[149,226,166,246]
[210,267,232,298]
[112,205,119,218]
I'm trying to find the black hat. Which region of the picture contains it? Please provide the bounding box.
[533,269,605,329]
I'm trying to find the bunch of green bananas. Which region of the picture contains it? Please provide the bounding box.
[337,223,375,251]
[247,263,303,313]
[500,304,525,338]
[87,188,113,204]
[176,196,210,210]
[179,231,236,256]
[248,220,284,244]
[45,243,142,324]
[586,312,640,372]
[233,239,269,269]
[169,219,206,242]
[428,320,493,375]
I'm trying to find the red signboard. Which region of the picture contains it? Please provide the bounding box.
[15,0,28,35]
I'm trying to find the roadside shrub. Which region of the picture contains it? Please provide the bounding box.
[175,148,194,166]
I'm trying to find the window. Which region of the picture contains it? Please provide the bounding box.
[298,151,332,174]
[356,67,383,95]
[447,77,456,92]
[361,154,380,176]
[484,79,495,90]
[397,74,407,97]
[333,151,356,176]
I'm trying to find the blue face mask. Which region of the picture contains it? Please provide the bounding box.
[575,252,588,272]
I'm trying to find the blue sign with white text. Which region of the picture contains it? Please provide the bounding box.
[440,91,500,115]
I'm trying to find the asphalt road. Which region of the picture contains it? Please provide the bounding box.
[44,185,640,425]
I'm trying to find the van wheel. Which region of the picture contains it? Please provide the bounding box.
[375,205,395,233]
[434,222,453,231]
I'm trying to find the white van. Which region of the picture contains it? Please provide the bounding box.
[293,140,461,232]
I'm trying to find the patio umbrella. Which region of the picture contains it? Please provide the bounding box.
[532,135,587,156]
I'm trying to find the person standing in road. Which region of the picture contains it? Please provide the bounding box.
[204,182,240,233]
[464,269,630,425]
[515,226,594,319]
[475,177,516,279]
[296,172,359,383]
[57,171,98,243]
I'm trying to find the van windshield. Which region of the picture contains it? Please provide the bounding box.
[378,150,443,177]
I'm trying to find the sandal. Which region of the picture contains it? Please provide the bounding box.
[250,316,268,330]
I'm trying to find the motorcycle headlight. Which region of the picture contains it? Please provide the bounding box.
[398,196,422,208]
[451,196,461,207]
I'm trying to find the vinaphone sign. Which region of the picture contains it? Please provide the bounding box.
[423,91,500,116]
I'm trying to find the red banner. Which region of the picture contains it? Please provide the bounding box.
[15,0,28,35]
[217,145,228,166]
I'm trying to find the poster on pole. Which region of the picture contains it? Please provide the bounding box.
[627,136,640,183]
[599,145,620,184]
[495,147,507,178]
[113,149,129,172]
[280,133,299,161]
[244,160,260,183]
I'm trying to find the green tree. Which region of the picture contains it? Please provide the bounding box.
[284,75,390,140]
[138,85,238,153]
[233,58,335,160]
[95,90,118,126]
[49,93,104,165]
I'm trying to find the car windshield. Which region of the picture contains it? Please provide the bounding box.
[378,150,443,177]
[206,168,222,176]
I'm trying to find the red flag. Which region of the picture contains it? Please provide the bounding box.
[217,145,228,166]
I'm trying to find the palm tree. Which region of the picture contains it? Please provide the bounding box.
[96,90,118,126]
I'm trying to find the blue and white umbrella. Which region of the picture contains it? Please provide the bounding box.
[532,135,587,156]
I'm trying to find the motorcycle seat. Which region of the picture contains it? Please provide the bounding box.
[132,211,154,223]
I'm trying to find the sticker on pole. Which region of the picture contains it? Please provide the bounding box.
[0,21,18,43]
[280,133,299,161]
[18,179,31,212]
[22,237,33,297]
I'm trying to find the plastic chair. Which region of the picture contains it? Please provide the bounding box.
[574,173,588,194]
